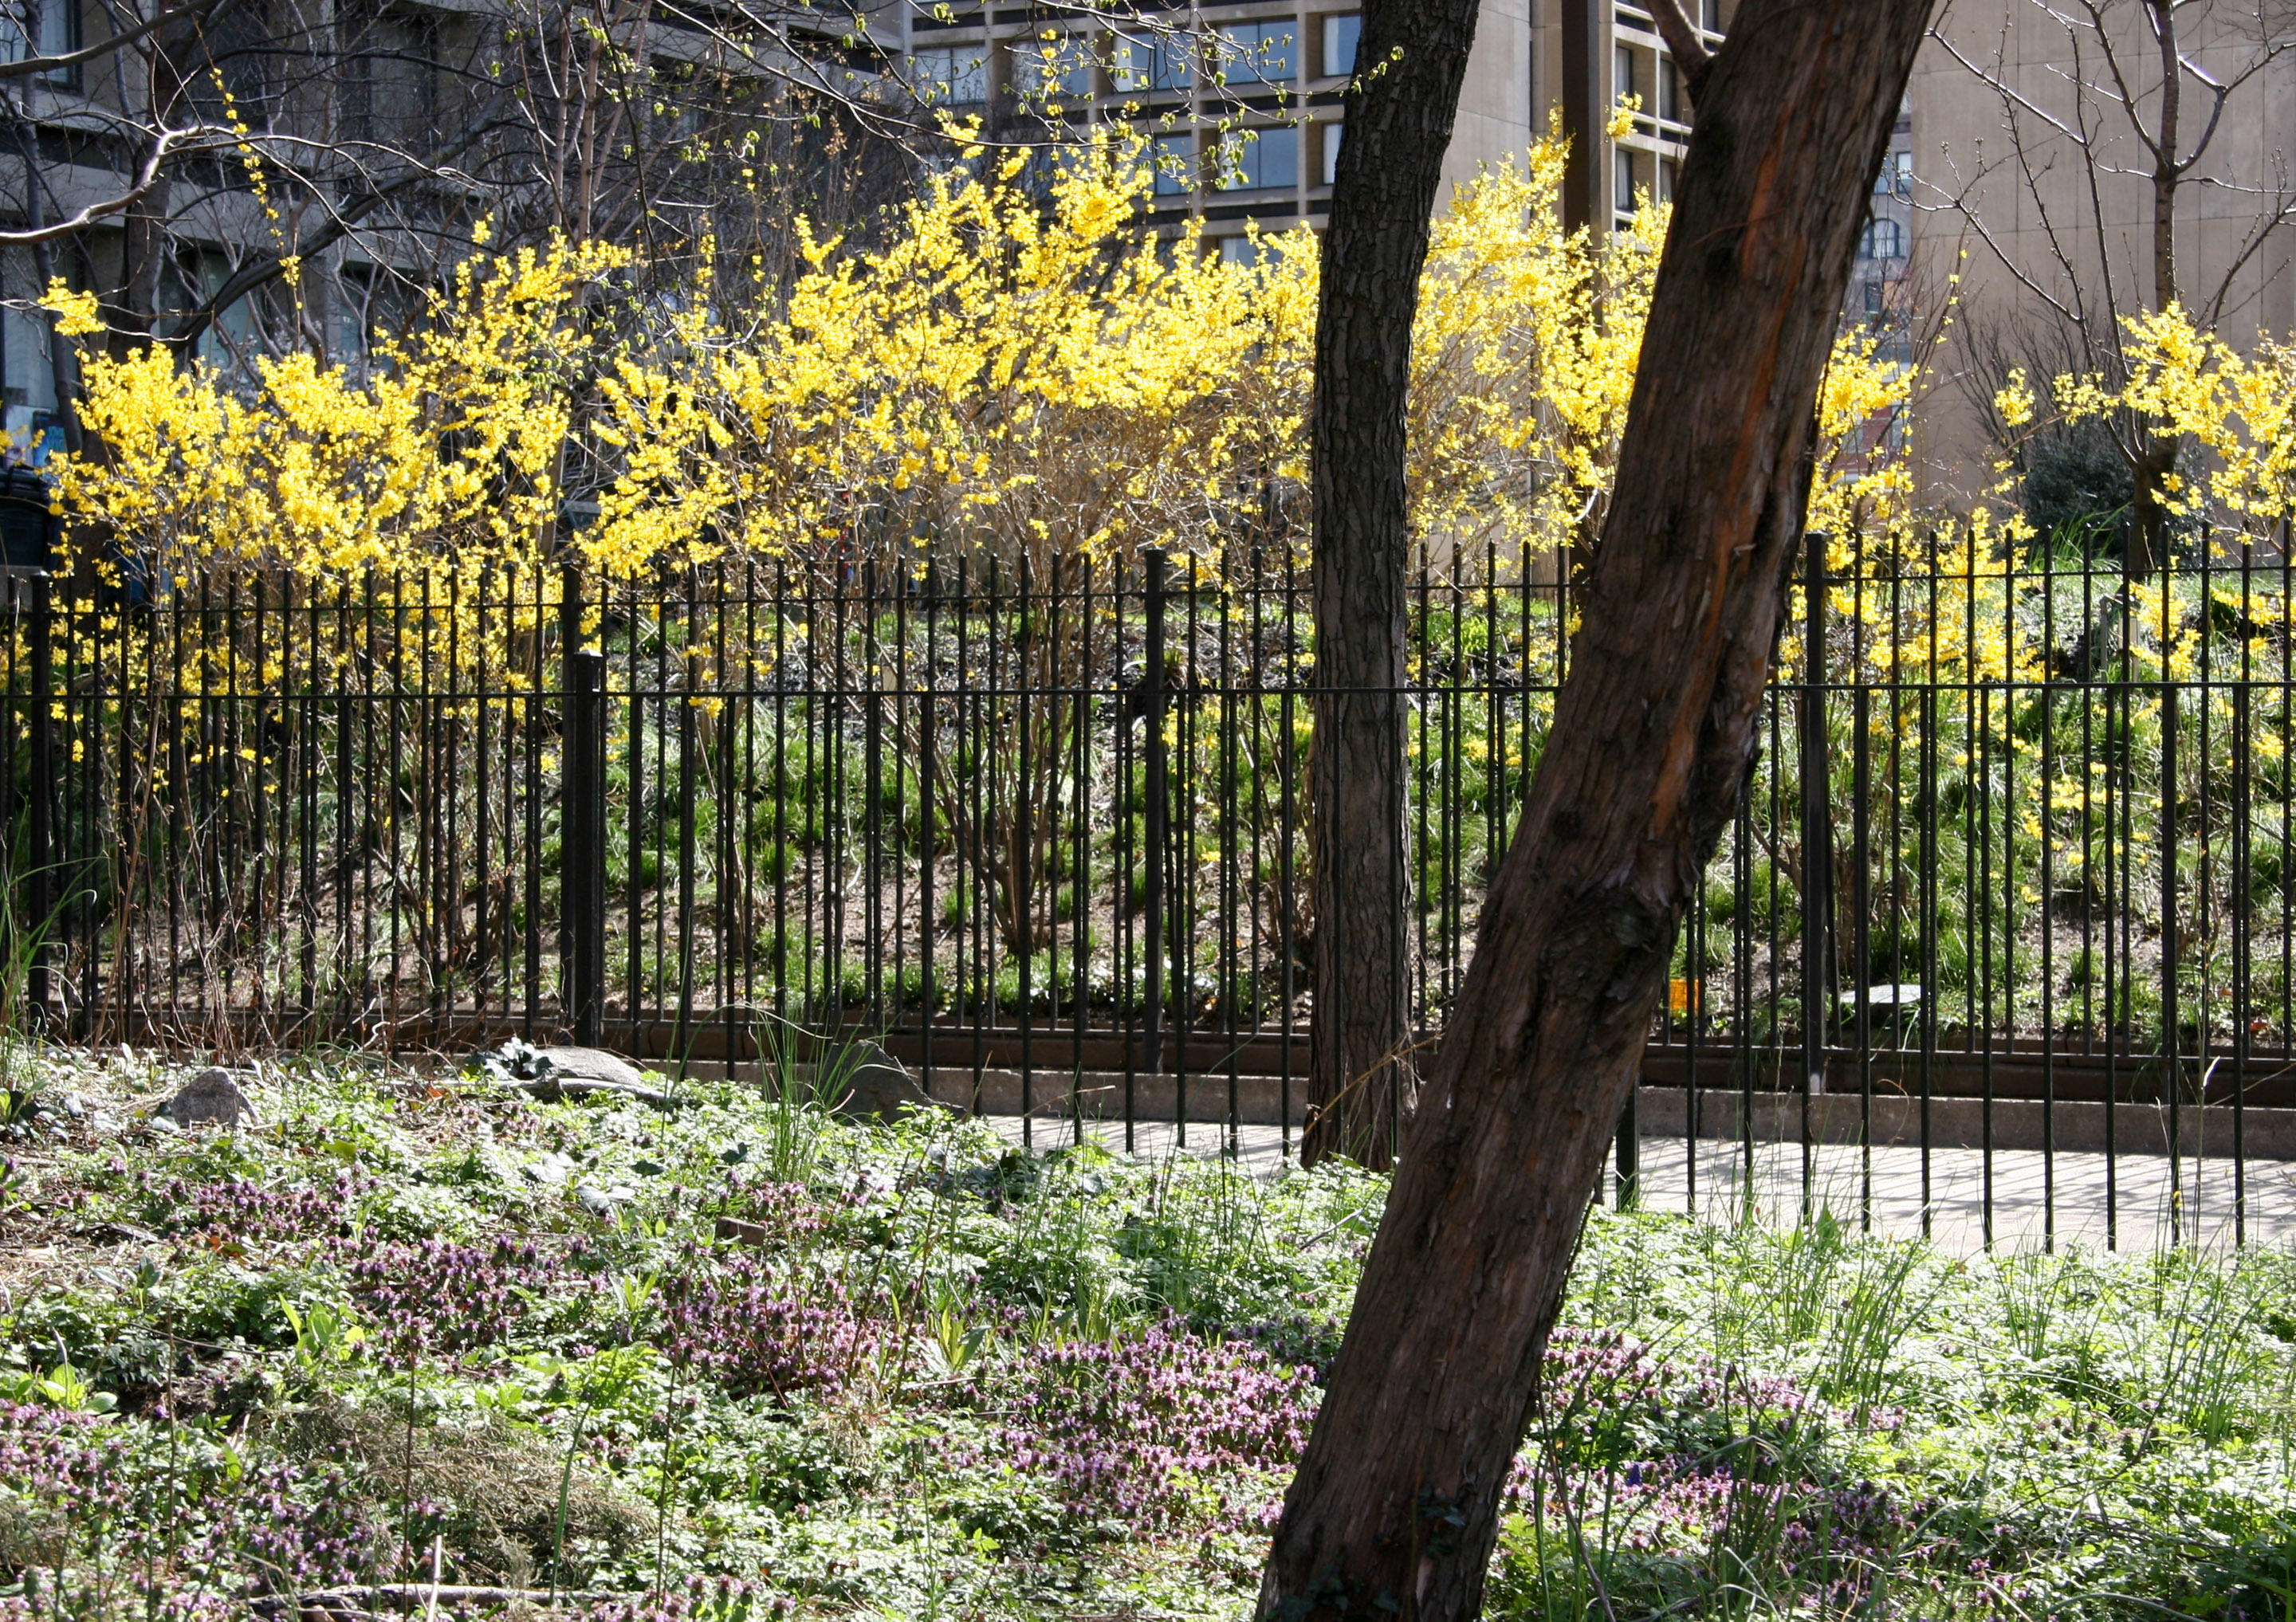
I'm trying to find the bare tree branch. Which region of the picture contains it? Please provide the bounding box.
[0,0,230,82]
[163,120,514,351]
[0,123,230,243]
[1646,0,1712,101]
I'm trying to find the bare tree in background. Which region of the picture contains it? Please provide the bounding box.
[1932,0,2296,576]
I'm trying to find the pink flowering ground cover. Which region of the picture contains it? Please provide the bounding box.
[0,1050,2291,1620]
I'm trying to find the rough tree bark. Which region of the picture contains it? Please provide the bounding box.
[1260,1,1935,1615]
[1304,0,1481,1171]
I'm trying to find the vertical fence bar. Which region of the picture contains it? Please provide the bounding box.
[2233,542,2254,1246]
[674,571,700,1067]
[2161,672,2180,1246]
[26,572,51,1024]
[1141,547,1168,1097]
[1117,558,1136,1151]
[1176,556,1199,1145]
[1799,529,1831,1220]
[562,564,606,1046]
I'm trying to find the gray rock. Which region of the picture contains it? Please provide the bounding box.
[829,1043,948,1121]
[519,1151,577,1187]
[533,1047,648,1088]
[161,1068,259,1129]
[471,1042,679,1107]
[573,1182,634,1219]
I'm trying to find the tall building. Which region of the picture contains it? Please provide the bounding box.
[896,3,1759,257]
[1531,0,1724,232]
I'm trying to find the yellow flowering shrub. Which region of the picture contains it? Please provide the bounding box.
[52,241,629,581]
[45,123,1928,595]
[2054,303,2296,540]
[676,135,1317,569]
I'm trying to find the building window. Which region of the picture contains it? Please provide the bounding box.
[1321,121,1343,186]
[342,2,438,140]
[1321,14,1359,77]
[159,247,257,368]
[1657,157,1677,203]
[1150,130,1194,195]
[1874,148,1912,198]
[0,0,76,86]
[191,2,275,125]
[1615,146,1636,210]
[909,45,987,104]
[1212,21,1294,86]
[1614,43,1634,104]
[1864,279,1884,318]
[1215,125,1299,191]
[1117,31,1193,92]
[1010,32,1092,100]
[1,308,53,414]
[1659,59,1681,124]
[1701,0,1722,29]
[1858,215,1904,260]
[2,250,55,424]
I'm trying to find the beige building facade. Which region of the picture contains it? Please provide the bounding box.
[1905,0,2296,505]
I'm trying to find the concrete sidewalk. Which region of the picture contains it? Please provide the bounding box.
[971,1112,2296,1254]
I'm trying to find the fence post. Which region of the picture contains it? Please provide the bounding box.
[1799,531,1834,1213]
[1141,547,1168,1082]
[561,564,606,1047]
[1614,1087,1639,1208]
[24,572,51,1027]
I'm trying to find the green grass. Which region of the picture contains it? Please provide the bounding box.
[0,1048,2290,1619]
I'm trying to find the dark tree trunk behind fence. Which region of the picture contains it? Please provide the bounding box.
[1305,0,1482,1170]
[1260,2,1935,1615]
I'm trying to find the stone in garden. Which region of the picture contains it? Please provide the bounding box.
[533,1047,648,1089]
[831,1043,946,1121]
[574,1182,634,1218]
[160,1068,259,1129]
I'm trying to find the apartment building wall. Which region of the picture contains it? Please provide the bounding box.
[1527,0,1726,232]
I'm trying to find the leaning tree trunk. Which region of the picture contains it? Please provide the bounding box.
[1304,0,1482,1171]
[1260,2,1934,1615]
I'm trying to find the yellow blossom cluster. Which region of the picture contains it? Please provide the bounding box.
[2056,304,2296,539]
[49,241,628,580]
[672,134,1318,568]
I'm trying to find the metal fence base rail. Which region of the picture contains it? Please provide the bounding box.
[9,531,2296,1247]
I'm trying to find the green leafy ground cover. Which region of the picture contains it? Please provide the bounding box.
[0,1050,2292,1620]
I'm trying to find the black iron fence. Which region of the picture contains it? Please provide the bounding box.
[4,532,2293,1243]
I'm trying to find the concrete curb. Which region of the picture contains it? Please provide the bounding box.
[914,1068,2296,1161]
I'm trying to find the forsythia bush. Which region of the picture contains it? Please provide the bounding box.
[43,129,1917,589]
[2053,304,2296,538]
[47,240,629,580]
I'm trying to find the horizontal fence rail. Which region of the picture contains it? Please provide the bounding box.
[5,529,2294,1247]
